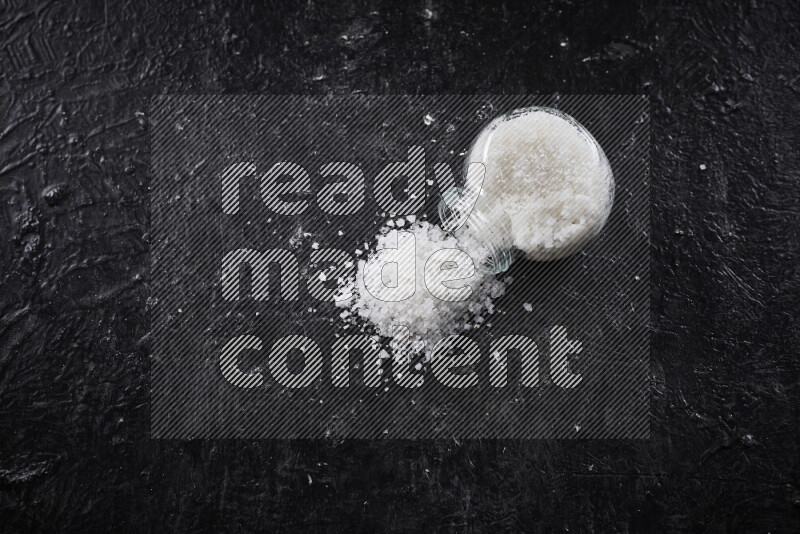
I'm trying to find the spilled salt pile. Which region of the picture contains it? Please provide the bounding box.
[335,221,508,353]
[467,108,614,260]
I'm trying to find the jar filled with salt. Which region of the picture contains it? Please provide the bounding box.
[438,107,615,273]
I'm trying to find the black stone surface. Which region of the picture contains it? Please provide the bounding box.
[0,0,798,531]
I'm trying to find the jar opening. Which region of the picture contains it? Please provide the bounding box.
[437,187,516,275]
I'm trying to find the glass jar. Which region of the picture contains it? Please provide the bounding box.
[438,106,614,274]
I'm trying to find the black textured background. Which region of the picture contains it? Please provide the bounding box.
[1,0,798,532]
